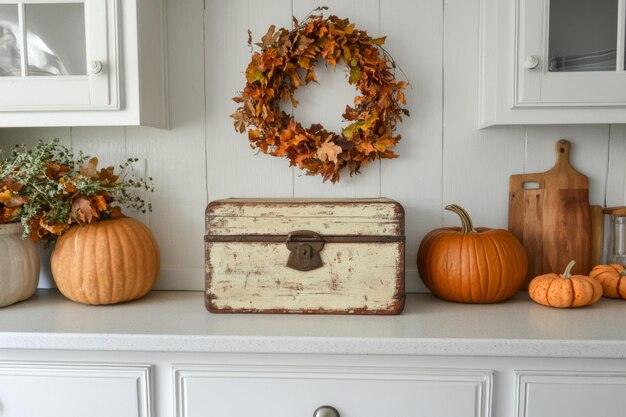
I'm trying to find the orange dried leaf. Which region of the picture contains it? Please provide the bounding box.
[63,181,77,193]
[5,195,29,208]
[373,137,398,152]
[95,195,108,211]
[0,190,12,204]
[260,25,278,46]
[39,218,68,236]
[71,195,94,224]
[109,206,124,219]
[79,157,99,178]
[357,141,376,155]
[316,141,343,164]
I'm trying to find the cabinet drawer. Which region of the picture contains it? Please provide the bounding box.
[516,371,626,417]
[0,362,152,417]
[174,365,492,417]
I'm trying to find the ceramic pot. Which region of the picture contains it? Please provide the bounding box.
[0,223,39,307]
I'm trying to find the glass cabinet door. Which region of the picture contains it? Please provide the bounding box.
[548,0,619,72]
[516,0,626,106]
[23,3,87,76]
[0,0,119,110]
[0,4,21,76]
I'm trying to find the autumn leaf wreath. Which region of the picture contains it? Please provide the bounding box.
[231,7,409,183]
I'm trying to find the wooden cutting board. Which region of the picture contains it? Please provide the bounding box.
[509,139,591,285]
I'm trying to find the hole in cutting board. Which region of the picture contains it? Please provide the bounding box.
[523,181,541,190]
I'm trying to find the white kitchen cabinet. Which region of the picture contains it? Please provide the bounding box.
[0,361,152,417]
[480,0,626,126]
[174,364,491,417]
[2,291,626,416]
[0,0,168,127]
[516,371,626,417]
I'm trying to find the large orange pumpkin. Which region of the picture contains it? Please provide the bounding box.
[417,204,528,303]
[51,217,160,305]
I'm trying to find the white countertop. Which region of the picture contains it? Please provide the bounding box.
[0,289,625,358]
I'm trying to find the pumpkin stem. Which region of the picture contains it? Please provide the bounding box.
[445,204,476,233]
[562,260,576,278]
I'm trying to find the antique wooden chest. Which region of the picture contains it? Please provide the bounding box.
[205,198,405,314]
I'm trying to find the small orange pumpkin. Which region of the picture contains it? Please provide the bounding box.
[51,217,160,305]
[589,264,626,299]
[529,260,602,308]
[417,204,528,303]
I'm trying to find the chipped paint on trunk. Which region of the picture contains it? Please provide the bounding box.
[206,198,404,236]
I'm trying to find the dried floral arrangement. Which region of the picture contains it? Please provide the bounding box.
[232,7,409,183]
[0,139,153,244]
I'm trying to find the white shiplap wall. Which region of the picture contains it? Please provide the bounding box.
[1,0,624,293]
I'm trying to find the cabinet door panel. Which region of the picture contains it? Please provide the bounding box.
[175,365,492,417]
[1,77,90,106]
[516,0,626,106]
[0,0,119,111]
[480,0,626,124]
[517,371,626,417]
[0,362,152,417]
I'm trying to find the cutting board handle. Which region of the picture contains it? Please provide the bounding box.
[510,175,544,190]
[551,139,586,181]
[554,139,571,167]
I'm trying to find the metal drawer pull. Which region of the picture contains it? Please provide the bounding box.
[313,405,340,417]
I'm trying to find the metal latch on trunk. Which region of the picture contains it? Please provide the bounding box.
[286,230,324,271]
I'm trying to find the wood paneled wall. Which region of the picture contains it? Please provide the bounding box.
[1,0,624,292]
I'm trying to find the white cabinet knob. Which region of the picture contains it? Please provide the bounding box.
[313,405,340,417]
[524,55,540,69]
[89,60,104,74]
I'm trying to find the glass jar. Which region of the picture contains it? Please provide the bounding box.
[604,207,626,265]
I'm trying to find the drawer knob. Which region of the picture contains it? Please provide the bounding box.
[89,60,104,74]
[313,405,340,417]
[524,55,540,69]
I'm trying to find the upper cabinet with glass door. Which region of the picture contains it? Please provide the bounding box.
[480,0,626,126]
[0,0,168,128]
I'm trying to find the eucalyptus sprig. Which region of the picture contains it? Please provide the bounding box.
[0,139,153,244]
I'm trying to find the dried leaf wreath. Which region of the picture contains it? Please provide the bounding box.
[231,8,409,183]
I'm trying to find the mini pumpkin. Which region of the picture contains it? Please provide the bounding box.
[589,264,626,299]
[529,260,602,308]
[417,204,528,303]
[51,217,160,305]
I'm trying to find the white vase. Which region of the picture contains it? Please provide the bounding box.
[0,223,39,307]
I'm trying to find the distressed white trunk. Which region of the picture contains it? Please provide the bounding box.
[205,199,405,314]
